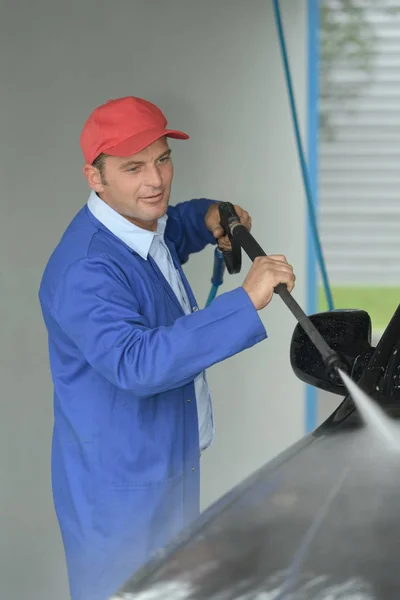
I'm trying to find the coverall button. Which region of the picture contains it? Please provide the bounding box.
[192,306,198,312]
[192,466,195,471]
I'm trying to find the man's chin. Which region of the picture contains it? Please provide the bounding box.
[126,204,168,229]
[142,199,168,217]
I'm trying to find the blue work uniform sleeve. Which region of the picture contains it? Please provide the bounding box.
[51,257,267,398]
[166,199,218,264]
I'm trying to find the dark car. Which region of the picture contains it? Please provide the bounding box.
[110,306,400,600]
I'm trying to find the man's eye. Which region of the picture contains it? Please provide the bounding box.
[159,156,171,163]
[128,167,139,172]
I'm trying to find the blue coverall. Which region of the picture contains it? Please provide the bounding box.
[38,198,267,599]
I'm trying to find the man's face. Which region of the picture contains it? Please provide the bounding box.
[85,137,174,231]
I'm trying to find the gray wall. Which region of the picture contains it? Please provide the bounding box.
[0,1,308,598]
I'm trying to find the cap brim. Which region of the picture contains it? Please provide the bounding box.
[105,128,189,158]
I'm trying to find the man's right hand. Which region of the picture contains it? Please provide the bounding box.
[242,255,295,311]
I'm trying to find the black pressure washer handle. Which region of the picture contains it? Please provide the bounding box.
[218,202,345,374]
[217,202,243,275]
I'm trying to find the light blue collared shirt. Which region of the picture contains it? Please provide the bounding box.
[87,191,214,451]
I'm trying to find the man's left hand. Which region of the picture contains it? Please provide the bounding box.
[205,203,252,251]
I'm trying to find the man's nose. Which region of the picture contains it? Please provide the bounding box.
[144,165,163,188]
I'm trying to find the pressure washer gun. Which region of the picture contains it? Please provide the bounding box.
[216,202,346,377]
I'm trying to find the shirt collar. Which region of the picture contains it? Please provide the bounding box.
[87,190,167,259]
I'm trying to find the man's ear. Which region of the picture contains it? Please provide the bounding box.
[83,164,105,193]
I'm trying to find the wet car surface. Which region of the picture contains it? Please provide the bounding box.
[110,307,400,599]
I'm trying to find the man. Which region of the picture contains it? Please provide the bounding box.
[38,96,295,600]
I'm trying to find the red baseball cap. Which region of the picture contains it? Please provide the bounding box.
[80,96,189,164]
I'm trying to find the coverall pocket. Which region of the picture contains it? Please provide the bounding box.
[94,473,184,570]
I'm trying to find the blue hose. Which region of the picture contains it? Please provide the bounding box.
[205,248,225,306]
[272,0,334,311]
[205,284,219,307]
[205,1,333,312]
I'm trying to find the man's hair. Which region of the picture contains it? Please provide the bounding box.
[92,153,108,184]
